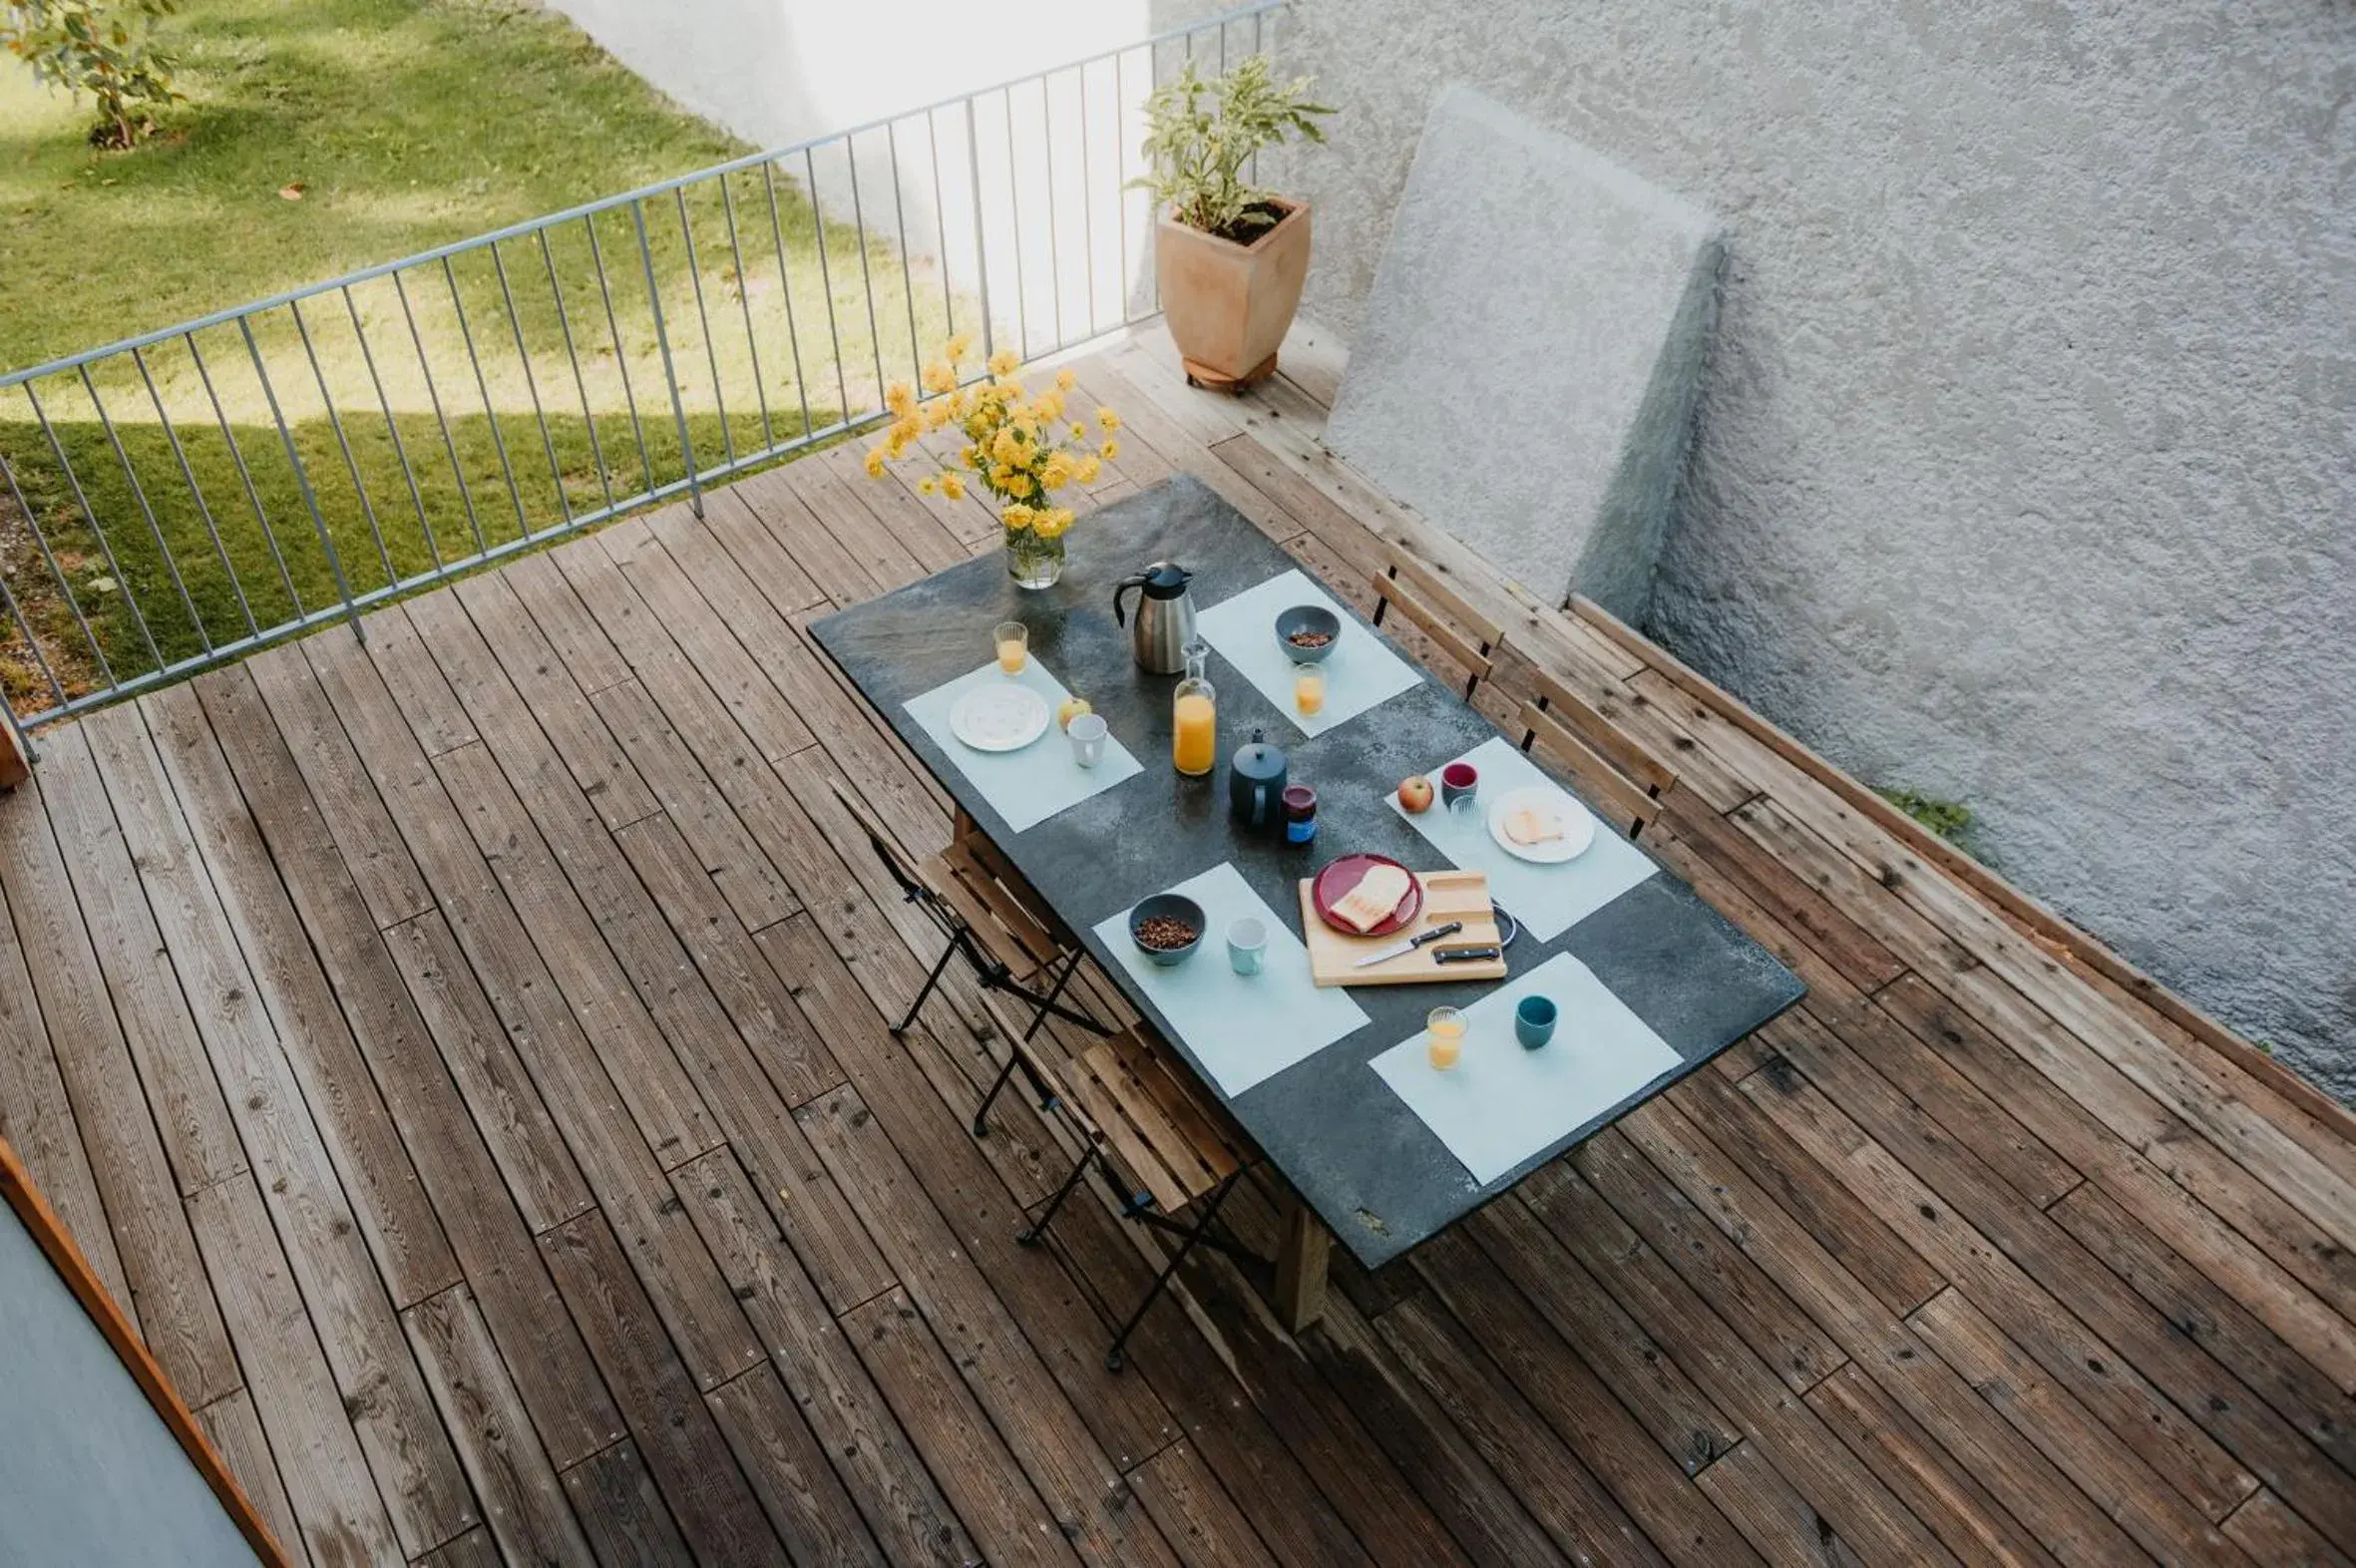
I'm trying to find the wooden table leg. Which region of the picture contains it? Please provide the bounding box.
[1273,1190,1331,1333]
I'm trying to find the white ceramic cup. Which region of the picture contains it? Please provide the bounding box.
[1067,711,1109,768]
[1226,916,1269,976]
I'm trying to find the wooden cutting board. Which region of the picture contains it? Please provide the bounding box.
[1299,869,1508,986]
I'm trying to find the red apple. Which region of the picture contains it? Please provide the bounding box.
[1397,775,1434,814]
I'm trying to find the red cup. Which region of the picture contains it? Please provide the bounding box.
[1439,760,1479,808]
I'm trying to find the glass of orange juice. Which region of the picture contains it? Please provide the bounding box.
[992,621,1027,675]
[1425,1006,1465,1070]
[1292,662,1326,717]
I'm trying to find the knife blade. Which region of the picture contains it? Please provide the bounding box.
[1352,920,1464,969]
[1433,946,1503,965]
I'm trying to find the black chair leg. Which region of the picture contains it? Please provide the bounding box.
[1105,1173,1240,1373]
[972,1053,1023,1138]
[891,941,958,1037]
[1017,1147,1093,1248]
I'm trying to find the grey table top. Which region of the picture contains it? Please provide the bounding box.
[810,476,1803,1269]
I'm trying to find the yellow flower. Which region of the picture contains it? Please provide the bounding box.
[989,428,1021,466]
[885,383,916,418]
[918,477,936,496]
[989,463,1017,490]
[1034,506,1075,540]
[921,360,956,395]
[1070,422,1087,441]
[940,472,966,501]
[947,332,975,361]
[1099,438,1120,462]
[862,446,887,478]
[960,444,981,470]
[986,348,1018,376]
[1035,389,1065,422]
[1096,407,1121,432]
[1054,367,1076,391]
[1077,456,1102,484]
[1003,503,1035,530]
[1041,451,1075,490]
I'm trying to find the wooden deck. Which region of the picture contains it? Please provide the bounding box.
[3,320,2352,1568]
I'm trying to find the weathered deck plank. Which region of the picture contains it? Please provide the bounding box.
[6,321,2351,1568]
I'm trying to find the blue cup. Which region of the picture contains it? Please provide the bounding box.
[1514,994,1558,1049]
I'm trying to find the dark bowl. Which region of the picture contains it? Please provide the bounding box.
[1275,604,1343,664]
[1129,893,1206,968]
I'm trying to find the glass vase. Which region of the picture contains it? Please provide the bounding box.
[1003,522,1065,589]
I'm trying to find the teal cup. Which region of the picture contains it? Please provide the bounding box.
[1514,994,1558,1048]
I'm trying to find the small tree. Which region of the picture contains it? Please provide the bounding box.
[1,0,183,149]
[1134,55,1333,242]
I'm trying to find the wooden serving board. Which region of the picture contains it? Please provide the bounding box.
[1299,869,1509,986]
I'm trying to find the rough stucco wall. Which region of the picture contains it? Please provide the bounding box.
[1257,1,2356,1097]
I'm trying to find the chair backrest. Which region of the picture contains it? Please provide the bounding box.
[1369,545,1506,697]
[1518,699,1666,840]
[1521,667,1678,799]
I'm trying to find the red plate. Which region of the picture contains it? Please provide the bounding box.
[1311,854,1423,938]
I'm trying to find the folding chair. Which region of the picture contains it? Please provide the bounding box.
[1369,543,1508,703]
[1515,665,1680,841]
[1016,1026,1257,1372]
[826,780,1109,1135]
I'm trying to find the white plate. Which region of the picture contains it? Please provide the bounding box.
[949,683,1050,752]
[1487,784,1595,863]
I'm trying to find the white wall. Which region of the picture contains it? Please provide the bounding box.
[1258,0,2356,1097]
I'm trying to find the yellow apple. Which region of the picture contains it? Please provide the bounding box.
[1057,696,1092,731]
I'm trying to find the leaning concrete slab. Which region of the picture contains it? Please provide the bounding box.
[1325,85,1722,620]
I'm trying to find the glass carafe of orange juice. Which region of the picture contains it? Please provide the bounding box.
[1172,639,1217,776]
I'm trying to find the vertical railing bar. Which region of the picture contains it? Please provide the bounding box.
[673,185,736,467]
[758,161,816,443]
[629,197,702,515]
[885,120,925,386]
[584,214,658,495]
[131,345,258,640]
[490,239,574,529]
[24,381,166,671]
[186,332,302,616]
[716,174,775,451]
[338,285,441,576]
[391,269,490,559]
[288,297,398,589]
[844,135,890,401]
[1040,75,1065,349]
[1004,87,1029,360]
[236,316,361,638]
[804,150,854,424]
[1116,48,1131,321]
[1219,16,1228,71]
[0,553,69,714]
[0,438,115,689]
[965,98,995,365]
[1078,64,1098,336]
[539,227,616,514]
[442,254,531,540]
[927,111,956,342]
[79,367,210,656]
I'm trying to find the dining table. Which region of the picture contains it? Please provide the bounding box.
[810,475,1805,1328]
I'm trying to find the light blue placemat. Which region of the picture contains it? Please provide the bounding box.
[905,659,1142,833]
[1194,568,1423,737]
[1093,861,1369,1097]
[1388,734,1655,942]
[1370,952,1681,1184]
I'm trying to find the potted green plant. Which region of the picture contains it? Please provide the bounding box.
[1135,55,1334,391]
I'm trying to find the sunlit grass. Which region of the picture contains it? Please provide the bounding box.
[0,0,960,715]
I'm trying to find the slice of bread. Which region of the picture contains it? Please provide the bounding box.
[1333,863,1412,933]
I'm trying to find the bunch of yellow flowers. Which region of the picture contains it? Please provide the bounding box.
[862,335,1123,541]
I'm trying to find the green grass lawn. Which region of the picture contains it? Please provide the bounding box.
[0,0,948,715]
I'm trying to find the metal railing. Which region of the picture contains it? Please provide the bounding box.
[0,1,1283,745]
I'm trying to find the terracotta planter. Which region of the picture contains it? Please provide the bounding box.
[1156,197,1312,391]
